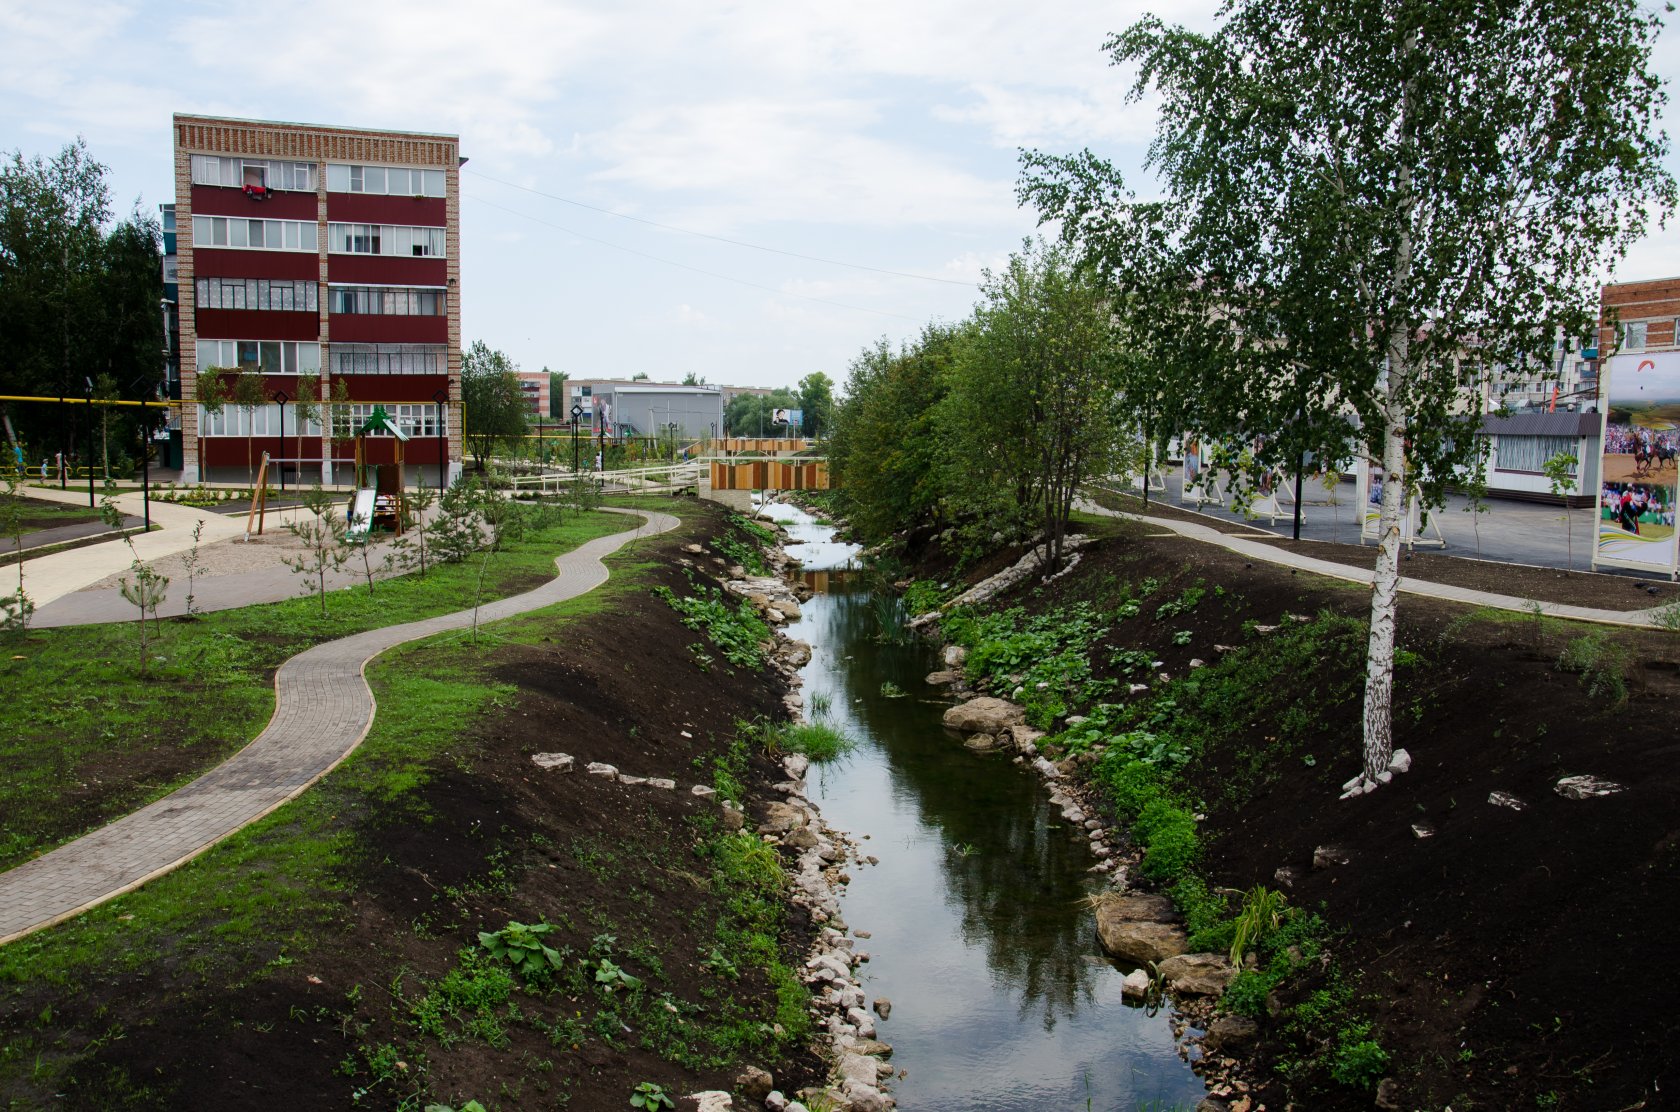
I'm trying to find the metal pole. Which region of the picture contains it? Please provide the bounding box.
[140,398,151,530]
[85,377,95,508]
[273,390,289,495]
[1292,454,1305,541]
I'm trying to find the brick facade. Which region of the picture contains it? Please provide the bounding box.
[174,114,462,483]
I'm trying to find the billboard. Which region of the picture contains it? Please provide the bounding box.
[1595,352,1680,574]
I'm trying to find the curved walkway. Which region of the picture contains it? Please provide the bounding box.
[0,507,680,945]
[1078,497,1668,629]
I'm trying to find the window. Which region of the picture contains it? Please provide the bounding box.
[327,223,445,257]
[1623,321,1648,351]
[329,343,448,376]
[347,403,447,437]
[326,163,447,197]
[328,285,446,316]
[191,215,317,252]
[196,339,321,376]
[190,156,316,191]
[196,278,320,312]
[1494,434,1578,474]
[200,403,323,438]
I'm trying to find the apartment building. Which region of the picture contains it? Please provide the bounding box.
[173,114,462,484]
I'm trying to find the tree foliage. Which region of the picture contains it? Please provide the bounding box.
[461,340,528,470]
[0,140,163,466]
[1020,0,1674,788]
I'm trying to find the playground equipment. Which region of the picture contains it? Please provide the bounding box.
[347,407,409,538]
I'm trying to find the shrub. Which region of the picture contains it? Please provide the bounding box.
[1134,797,1199,881]
[775,722,855,763]
[1330,1038,1390,1088]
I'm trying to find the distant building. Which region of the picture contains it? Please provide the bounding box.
[515,372,549,419]
[173,113,462,483]
[561,378,740,438]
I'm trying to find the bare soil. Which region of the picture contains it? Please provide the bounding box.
[1,499,824,1111]
[966,517,1680,1110]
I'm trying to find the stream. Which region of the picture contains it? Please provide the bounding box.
[767,499,1206,1111]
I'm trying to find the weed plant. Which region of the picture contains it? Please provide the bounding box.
[654,577,771,669]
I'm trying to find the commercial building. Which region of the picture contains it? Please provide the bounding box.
[173,114,462,484]
[560,378,724,438]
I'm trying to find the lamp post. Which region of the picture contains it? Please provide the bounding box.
[570,404,582,476]
[272,389,290,495]
[432,388,448,492]
[84,376,95,508]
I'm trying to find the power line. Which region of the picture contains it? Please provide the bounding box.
[463,192,925,322]
[463,167,978,288]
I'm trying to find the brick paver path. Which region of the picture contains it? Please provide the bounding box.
[1077,497,1668,629]
[0,508,679,945]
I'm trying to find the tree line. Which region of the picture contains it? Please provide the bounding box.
[832,0,1673,794]
[0,139,165,475]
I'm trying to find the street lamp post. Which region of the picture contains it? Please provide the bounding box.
[84,376,95,508]
[432,389,449,492]
[272,389,290,495]
[571,404,582,476]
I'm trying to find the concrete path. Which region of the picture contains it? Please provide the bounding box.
[14,485,260,607]
[1078,498,1670,629]
[0,507,679,945]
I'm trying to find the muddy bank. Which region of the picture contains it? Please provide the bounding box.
[894,513,1680,1110]
[0,499,852,1111]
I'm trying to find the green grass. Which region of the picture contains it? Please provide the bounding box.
[15,498,103,530]
[0,509,639,870]
[772,722,856,763]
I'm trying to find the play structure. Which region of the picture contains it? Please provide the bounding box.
[347,406,409,539]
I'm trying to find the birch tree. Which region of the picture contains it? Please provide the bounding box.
[1022,0,1672,793]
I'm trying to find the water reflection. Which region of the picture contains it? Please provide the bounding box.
[768,500,1205,1110]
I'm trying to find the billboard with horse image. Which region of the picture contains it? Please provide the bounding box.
[1596,352,1680,573]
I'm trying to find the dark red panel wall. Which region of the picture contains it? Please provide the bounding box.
[327,256,448,285]
[194,249,319,280]
[192,185,318,221]
[327,194,447,226]
[195,309,320,341]
[332,374,450,402]
[329,314,447,344]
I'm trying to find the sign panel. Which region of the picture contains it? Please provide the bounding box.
[1595,352,1680,574]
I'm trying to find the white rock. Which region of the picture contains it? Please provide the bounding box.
[691,1092,733,1112]
[1129,683,1150,695]
[765,1093,788,1112]
[586,762,618,778]
[530,752,574,772]
[1488,791,1528,811]
[1189,658,1206,669]
[1033,756,1063,779]
[1555,774,1625,799]
[784,754,811,779]
[1389,748,1413,774]
[618,774,648,786]
[1122,968,1151,999]
[691,784,718,799]
[647,778,676,790]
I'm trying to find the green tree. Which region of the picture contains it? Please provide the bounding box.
[724,388,797,437]
[546,366,567,419]
[941,241,1130,567]
[827,327,960,543]
[461,341,529,470]
[1542,452,1580,574]
[230,369,266,486]
[196,367,232,482]
[797,372,835,439]
[1021,0,1674,792]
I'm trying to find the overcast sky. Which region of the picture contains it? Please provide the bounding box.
[5,0,1680,391]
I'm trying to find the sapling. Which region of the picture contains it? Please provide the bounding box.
[282,486,352,616]
[99,480,170,671]
[1541,452,1579,574]
[0,471,32,635]
[180,518,209,616]
[404,480,438,577]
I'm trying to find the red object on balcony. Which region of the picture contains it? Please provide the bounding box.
[243,184,268,201]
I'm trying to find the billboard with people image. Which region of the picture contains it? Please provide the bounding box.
[1596,352,1680,572]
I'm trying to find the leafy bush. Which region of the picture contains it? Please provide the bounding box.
[655,581,770,669]
[1557,632,1629,706]
[1134,797,1199,880]
[902,578,951,615]
[1330,1038,1390,1088]
[630,1081,675,1110]
[1224,969,1272,1019]
[477,920,564,984]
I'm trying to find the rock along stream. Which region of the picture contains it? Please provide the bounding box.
[767,500,1206,1111]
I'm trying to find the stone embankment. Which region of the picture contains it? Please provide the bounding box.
[673,522,898,1112]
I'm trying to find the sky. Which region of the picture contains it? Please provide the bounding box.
[5,0,1680,391]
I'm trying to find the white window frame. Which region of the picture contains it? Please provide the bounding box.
[1623,320,1648,351]
[328,284,447,316]
[191,156,317,192]
[326,223,446,258]
[325,163,447,197]
[328,343,449,376]
[192,215,318,253]
[196,339,321,376]
[196,277,320,312]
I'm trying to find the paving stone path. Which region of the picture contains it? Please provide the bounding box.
[0,507,679,945]
[1077,497,1668,628]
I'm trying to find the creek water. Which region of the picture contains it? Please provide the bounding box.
[767,500,1205,1112]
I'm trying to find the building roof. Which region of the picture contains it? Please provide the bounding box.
[173,113,459,142]
[1478,412,1600,437]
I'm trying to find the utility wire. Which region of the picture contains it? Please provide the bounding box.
[463,167,977,288]
[463,192,925,322]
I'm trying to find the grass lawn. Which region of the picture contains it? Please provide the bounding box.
[14,497,104,531]
[0,506,644,871]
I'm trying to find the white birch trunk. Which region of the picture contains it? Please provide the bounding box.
[1361,377,1406,785]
